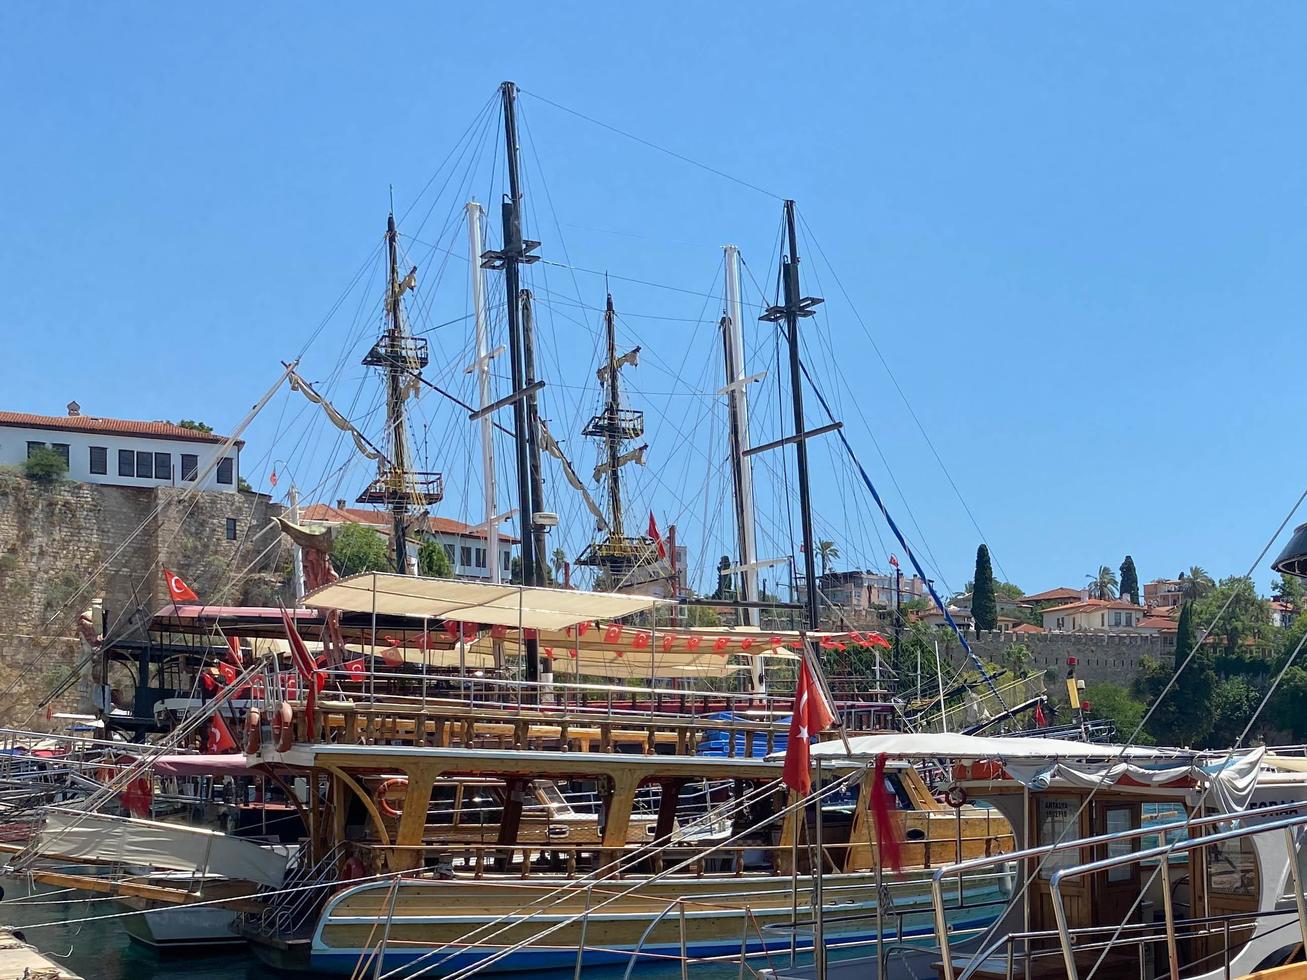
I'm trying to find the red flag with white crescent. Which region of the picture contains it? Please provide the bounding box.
[206,714,238,754]
[782,656,835,796]
[888,554,899,568]
[163,568,199,603]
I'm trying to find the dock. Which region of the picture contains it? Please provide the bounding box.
[0,930,82,979]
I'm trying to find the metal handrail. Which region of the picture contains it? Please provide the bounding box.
[931,798,1307,980]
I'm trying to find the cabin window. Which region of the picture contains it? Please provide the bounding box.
[118,449,134,477]
[1208,836,1258,898]
[135,450,154,478]
[89,446,107,474]
[427,786,458,825]
[884,772,914,810]
[1104,807,1137,881]
[216,456,234,485]
[181,453,198,481]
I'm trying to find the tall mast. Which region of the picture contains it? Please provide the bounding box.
[480,80,542,683]
[465,202,501,583]
[722,246,759,626]
[602,293,625,537]
[357,212,441,573]
[761,201,824,631]
[520,290,549,584]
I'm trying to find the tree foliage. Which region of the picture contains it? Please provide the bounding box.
[1192,576,1273,655]
[1272,573,1304,607]
[175,419,214,433]
[22,448,67,483]
[971,545,998,631]
[816,540,840,576]
[331,523,392,577]
[1084,682,1153,744]
[418,539,453,578]
[1180,566,1215,601]
[1141,601,1216,747]
[1086,565,1118,600]
[1119,556,1139,605]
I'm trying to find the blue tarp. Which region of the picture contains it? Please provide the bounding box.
[697,712,789,759]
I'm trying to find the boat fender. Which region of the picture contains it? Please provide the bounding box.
[271,701,294,753]
[244,708,262,754]
[375,777,408,818]
[944,785,968,809]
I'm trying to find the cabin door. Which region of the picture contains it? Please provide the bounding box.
[1029,794,1091,943]
[1189,826,1259,973]
[1093,802,1143,925]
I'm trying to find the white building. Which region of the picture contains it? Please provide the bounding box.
[1041,598,1148,632]
[300,503,516,581]
[0,403,241,493]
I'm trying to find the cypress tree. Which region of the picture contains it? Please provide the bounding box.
[1173,600,1194,672]
[972,544,998,631]
[1120,555,1140,605]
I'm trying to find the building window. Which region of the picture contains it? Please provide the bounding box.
[1055,617,1065,630]
[225,518,237,541]
[216,457,233,485]
[89,446,107,475]
[1113,612,1122,627]
[443,543,455,563]
[1125,612,1133,626]
[135,450,154,479]
[25,441,45,458]
[181,454,198,481]
[154,452,171,481]
[51,443,70,466]
[460,545,472,567]
[502,551,511,571]
[475,547,486,568]
[118,449,134,477]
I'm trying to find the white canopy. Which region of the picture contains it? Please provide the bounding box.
[801,732,1170,762]
[302,573,667,630]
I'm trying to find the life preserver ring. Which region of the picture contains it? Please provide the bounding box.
[271,701,294,753]
[244,708,262,754]
[374,777,408,818]
[944,785,969,809]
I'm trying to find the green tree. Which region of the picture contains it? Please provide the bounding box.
[1086,565,1118,600]
[816,540,840,576]
[1204,676,1263,747]
[1272,572,1304,607]
[1004,642,1032,675]
[1181,566,1215,601]
[331,523,391,577]
[175,419,214,433]
[1084,682,1153,744]
[1192,576,1273,655]
[22,448,67,483]
[971,545,998,631]
[1119,556,1139,605]
[418,539,453,578]
[1144,601,1216,746]
[1267,665,1307,740]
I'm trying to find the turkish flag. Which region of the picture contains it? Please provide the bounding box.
[870,753,905,872]
[163,568,199,603]
[346,659,366,682]
[218,662,238,686]
[782,656,835,796]
[1034,703,1047,727]
[206,714,238,754]
[647,512,667,561]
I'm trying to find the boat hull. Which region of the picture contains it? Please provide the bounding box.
[299,870,1010,976]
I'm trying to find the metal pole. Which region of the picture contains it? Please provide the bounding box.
[1049,872,1080,980]
[678,900,689,980]
[1160,854,1181,980]
[289,484,305,602]
[384,213,411,576]
[465,201,501,584]
[1286,826,1307,954]
[722,244,762,687]
[813,757,825,979]
[875,824,886,978]
[520,289,548,584]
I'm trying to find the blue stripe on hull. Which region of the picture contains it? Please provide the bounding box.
[309,914,996,976]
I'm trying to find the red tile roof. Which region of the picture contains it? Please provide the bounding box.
[1021,587,1085,603]
[301,504,519,542]
[1010,623,1046,633]
[1041,598,1146,615]
[1137,615,1179,632]
[0,411,237,445]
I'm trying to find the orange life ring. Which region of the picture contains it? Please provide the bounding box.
[271,701,294,753]
[944,785,969,809]
[374,777,408,818]
[244,708,262,754]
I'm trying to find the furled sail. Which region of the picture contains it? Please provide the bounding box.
[538,419,610,532]
[287,369,384,462]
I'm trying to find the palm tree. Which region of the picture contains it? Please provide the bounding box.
[1182,566,1215,600]
[550,547,567,584]
[1086,565,1118,600]
[816,540,840,577]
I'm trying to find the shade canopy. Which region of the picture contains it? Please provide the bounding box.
[800,731,1171,762]
[302,573,668,630]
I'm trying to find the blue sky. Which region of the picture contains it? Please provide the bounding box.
[2,4,1304,598]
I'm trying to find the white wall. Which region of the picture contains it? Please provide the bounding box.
[0,425,239,493]
[427,529,513,580]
